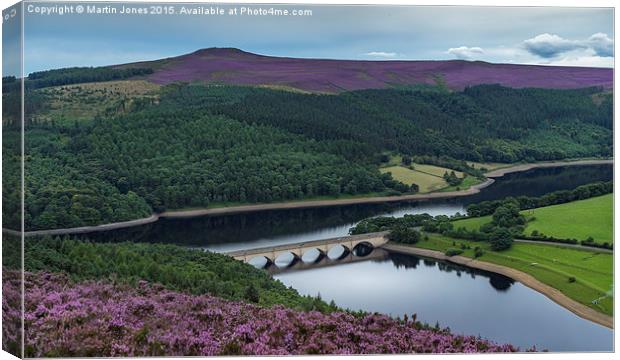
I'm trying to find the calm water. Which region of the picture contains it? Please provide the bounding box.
[84,164,614,351]
[274,250,613,352]
[87,164,612,252]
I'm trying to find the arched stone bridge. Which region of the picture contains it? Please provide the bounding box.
[226,231,389,265]
[266,247,390,275]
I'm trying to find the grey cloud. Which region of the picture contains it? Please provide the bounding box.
[588,33,613,57]
[523,33,613,58]
[522,33,584,58]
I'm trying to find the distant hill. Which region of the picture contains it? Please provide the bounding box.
[118,47,613,93]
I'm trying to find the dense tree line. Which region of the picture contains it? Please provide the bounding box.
[2,67,153,92]
[7,80,613,230]
[202,85,612,162]
[350,205,523,251]
[2,75,16,83]
[463,85,613,130]
[349,214,425,244]
[19,86,412,230]
[466,181,613,217]
[388,224,422,244]
[349,214,433,235]
[9,236,337,312]
[429,208,520,250]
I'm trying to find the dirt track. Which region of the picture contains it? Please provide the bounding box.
[382,243,613,329]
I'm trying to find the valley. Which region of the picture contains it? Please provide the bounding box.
[2,47,614,355]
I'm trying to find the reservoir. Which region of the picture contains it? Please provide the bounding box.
[89,164,612,250]
[273,249,613,351]
[85,164,614,351]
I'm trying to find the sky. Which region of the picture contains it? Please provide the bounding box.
[2,2,615,76]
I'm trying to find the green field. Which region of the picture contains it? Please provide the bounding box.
[413,234,613,315]
[453,214,493,231]
[454,194,613,244]
[380,166,448,192]
[523,194,612,244]
[413,163,464,178]
[380,163,480,193]
[438,175,484,192]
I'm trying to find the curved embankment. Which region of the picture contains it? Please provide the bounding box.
[382,242,613,329]
[485,159,613,178]
[14,180,495,237]
[6,214,160,238]
[155,159,613,219]
[11,158,612,237]
[161,178,495,219]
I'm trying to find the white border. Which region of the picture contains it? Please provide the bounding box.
[0,1,616,360]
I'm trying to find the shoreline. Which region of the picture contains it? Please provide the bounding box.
[160,177,495,219]
[5,214,161,238]
[484,159,613,178]
[12,180,495,237]
[9,158,612,237]
[382,242,614,329]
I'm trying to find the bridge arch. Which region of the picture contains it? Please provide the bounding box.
[228,231,389,268]
[352,241,374,257]
[327,244,350,260]
[274,251,301,268]
[248,255,272,269]
[301,248,325,263]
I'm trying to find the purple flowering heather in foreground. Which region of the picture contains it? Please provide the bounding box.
[3,271,524,357]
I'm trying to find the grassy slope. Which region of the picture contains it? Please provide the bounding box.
[379,160,469,193]
[413,234,613,316]
[34,80,160,125]
[453,215,492,231]
[523,194,612,243]
[380,157,471,193]
[413,164,464,178]
[453,194,613,244]
[380,166,447,192]
[437,175,484,193]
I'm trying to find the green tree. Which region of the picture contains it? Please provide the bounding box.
[491,202,525,228]
[489,228,514,251]
[388,224,421,244]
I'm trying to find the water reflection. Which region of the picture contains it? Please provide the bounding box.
[352,242,374,257]
[82,165,612,252]
[490,276,515,292]
[387,252,515,291]
[274,250,612,352]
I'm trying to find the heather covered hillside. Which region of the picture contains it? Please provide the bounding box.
[119,48,613,93]
[3,271,521,356]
